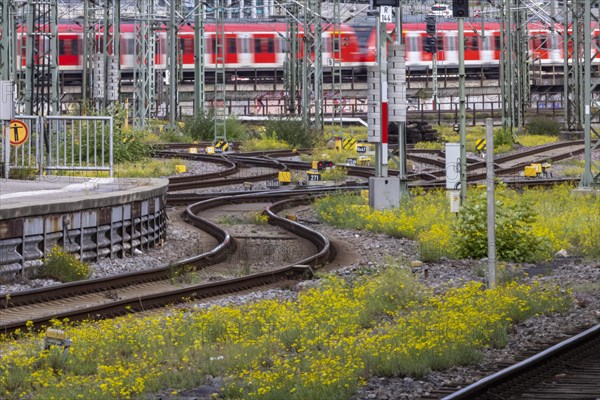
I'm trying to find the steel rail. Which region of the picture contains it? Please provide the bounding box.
[442,323,600,400]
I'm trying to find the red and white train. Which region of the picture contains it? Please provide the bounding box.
[15,20,599,78]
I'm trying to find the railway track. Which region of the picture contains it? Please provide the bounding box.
[431,324,600,400]
[0,191,338,335]
[159,140,585,190]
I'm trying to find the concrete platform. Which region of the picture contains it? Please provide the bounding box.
[0,176,169,277]
[1,177,168,219]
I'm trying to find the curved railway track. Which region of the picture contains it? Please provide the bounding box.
[0,191,340,334]
[160,140,585,189]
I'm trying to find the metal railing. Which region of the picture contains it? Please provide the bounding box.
[44,116,114,177]
[2,115,114,178]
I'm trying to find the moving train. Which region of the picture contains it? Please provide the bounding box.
[13,19,597,79]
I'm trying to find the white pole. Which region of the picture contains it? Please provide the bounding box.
[486,118,496,289]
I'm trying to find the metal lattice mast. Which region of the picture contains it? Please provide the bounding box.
[167,0,180,128]
[133,0,155,130]
[500,0,528,134]
[563,0,584,132]
[25,0,59,116]
[283,1,299,114]
[580,0,600,187]
[0,0,14,81]
[104,0,121,108]
[213,0,227,143]
[330,0,343,138]
[515,3,529,132]
[301,0,323,131]
[194,0,205,114]
[499,0,514,131]
[82,0,98,108]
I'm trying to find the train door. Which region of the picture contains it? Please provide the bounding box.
[58,34,81,71]
[480,33,494,65]
[493,31,501,62]
[405,31,424,66]
[209,33,239,65]
[444,32,458,67]
[463,32,480,65]
[252,34,277,64]
[179,34,194,68]
[120,34,135,71]
[530,32,550,63]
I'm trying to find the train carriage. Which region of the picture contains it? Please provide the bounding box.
[9,19,599,83]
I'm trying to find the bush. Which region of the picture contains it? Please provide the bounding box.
[112,129,151,163]
[494,127,514,148]
[264,117,320,148]
[105,102,150,163]
[451,188,552,262]
[183,110,248,141]
[38,245,91,282]
[525,116,561,136]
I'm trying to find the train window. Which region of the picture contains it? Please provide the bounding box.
[532,35,548,50]
[465,36,478,50]
[179,37,193,54]
[254,38,274,53]
[333,36,340,53]
[58,39,78,55]
[241,37,248,53]
[437,37,443,51]
[494,36,501,50]
[352,25,372,51]
[228,38,236,53]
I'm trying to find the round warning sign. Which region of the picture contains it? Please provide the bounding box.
[7,119,29,146]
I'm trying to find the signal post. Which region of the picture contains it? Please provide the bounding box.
[368,0,401,210]
[453,0,469,206]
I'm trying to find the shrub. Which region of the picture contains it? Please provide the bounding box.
[451,188,552,262]
[320,166,348,182]
[525,116,561,136]
[112,129,151,163]
[494,127,514,148]
[240,137,291,151]
[264,117,320,148]
[38,245,91,282]
[183,110,248,141]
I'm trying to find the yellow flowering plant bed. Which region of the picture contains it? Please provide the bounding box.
[314,184,600,261]
[0,267,572,399]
